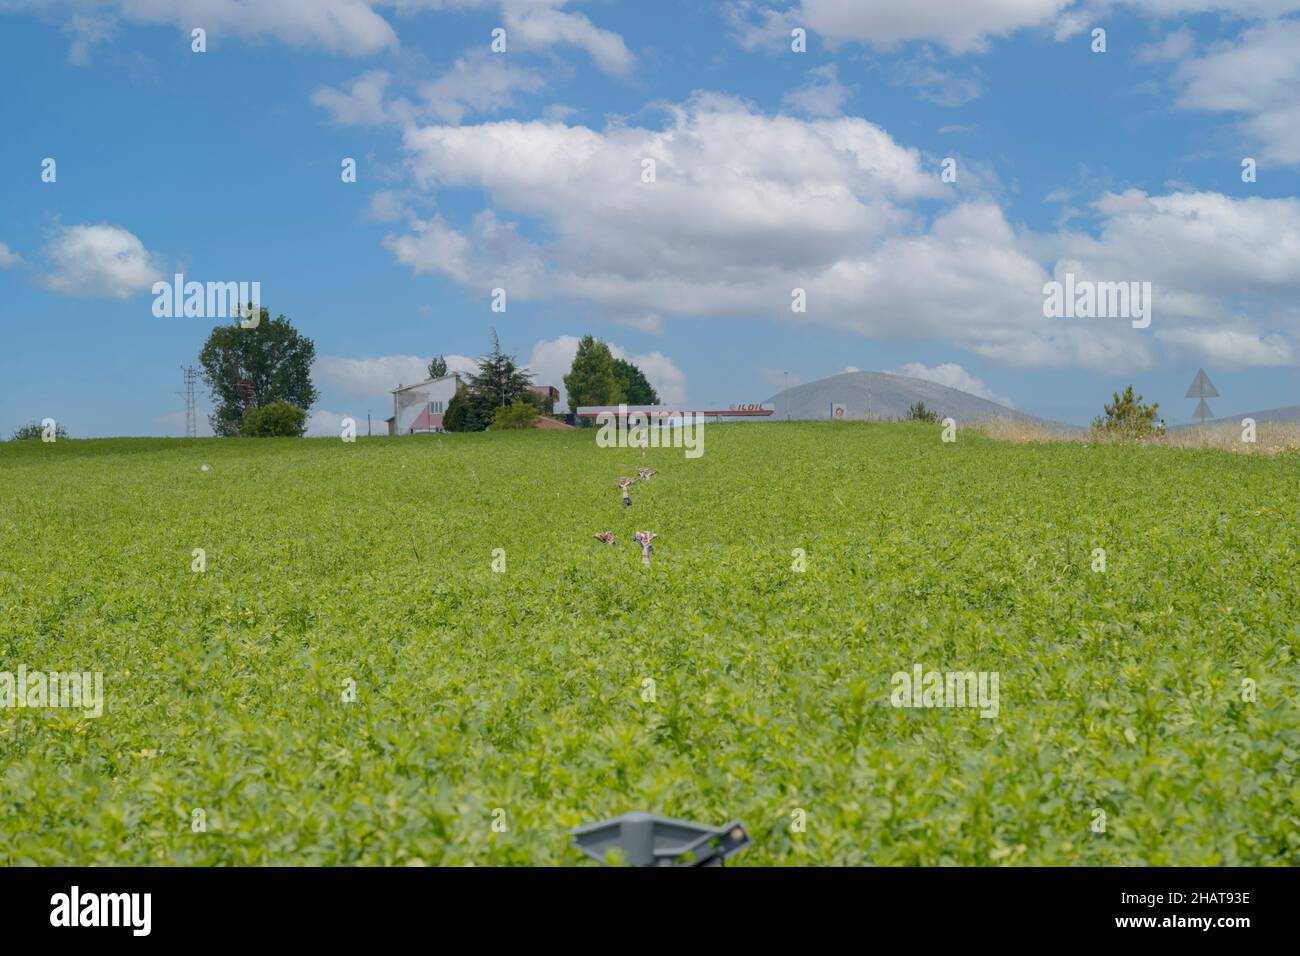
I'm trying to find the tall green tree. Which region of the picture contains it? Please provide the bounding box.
[427,355,448,379]
[458,330,533,431]
[198,309,319,437]
[612,357,660,405]
[564,336,621,423]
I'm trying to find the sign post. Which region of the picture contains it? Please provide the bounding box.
[1185,368,1218,425]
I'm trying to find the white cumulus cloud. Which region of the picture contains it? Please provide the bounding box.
[781,64,851,117]
[504,1,634,74]
[314,353,478,400]
[38,223,163,299]
[731,1,1300,55]
[9,0,635,65]
[731,0,1073,54]
[378,94,1300,372]
[313,54,548,127]
[6,0,399,56]
[312,70,397,126]
[306,409,369,438]
[892,362,1015,407]
[1172,17,1300,165]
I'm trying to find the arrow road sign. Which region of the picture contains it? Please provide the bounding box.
[1185,368,1218,399]
[1186,368,1218,424]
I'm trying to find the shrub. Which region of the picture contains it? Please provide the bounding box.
[9,421,68,441]
[1092,385,1159,440]
[240,401,307,437]
[488,399,541,430]
[905,402,940,423]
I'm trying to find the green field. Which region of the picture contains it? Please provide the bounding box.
[1,424,1297,865]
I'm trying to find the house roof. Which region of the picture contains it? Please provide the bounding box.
[393,373,460,395]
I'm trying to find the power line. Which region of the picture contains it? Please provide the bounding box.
[176,366,198,438]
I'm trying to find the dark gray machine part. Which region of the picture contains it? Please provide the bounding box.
[571,812,751,866]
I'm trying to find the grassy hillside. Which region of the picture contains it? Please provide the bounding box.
[0,424,1296,865]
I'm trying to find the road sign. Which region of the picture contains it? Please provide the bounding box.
[831,403,846,419]
[1186,368,1218,424]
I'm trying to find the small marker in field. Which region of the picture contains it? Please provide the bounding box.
[617,477,636,506]
[200,464,210,472]
[634,531,656,565]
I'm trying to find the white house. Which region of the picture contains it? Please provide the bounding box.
[390,373,462,434]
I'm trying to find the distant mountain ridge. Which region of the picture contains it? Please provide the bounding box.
[765,370,1058,426]
[1171,405,1300,429]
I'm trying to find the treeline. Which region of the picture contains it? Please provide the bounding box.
[441,332,661,432]
[563,335,659,414]
[185,306,666,438]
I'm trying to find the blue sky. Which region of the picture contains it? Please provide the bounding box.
[2,0,1299,436]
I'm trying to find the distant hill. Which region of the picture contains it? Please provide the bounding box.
[1184,405,1300,427]
[765,370,1059,426]
[1167,405,1300,430]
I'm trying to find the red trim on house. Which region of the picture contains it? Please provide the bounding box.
[410,404,444,431]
